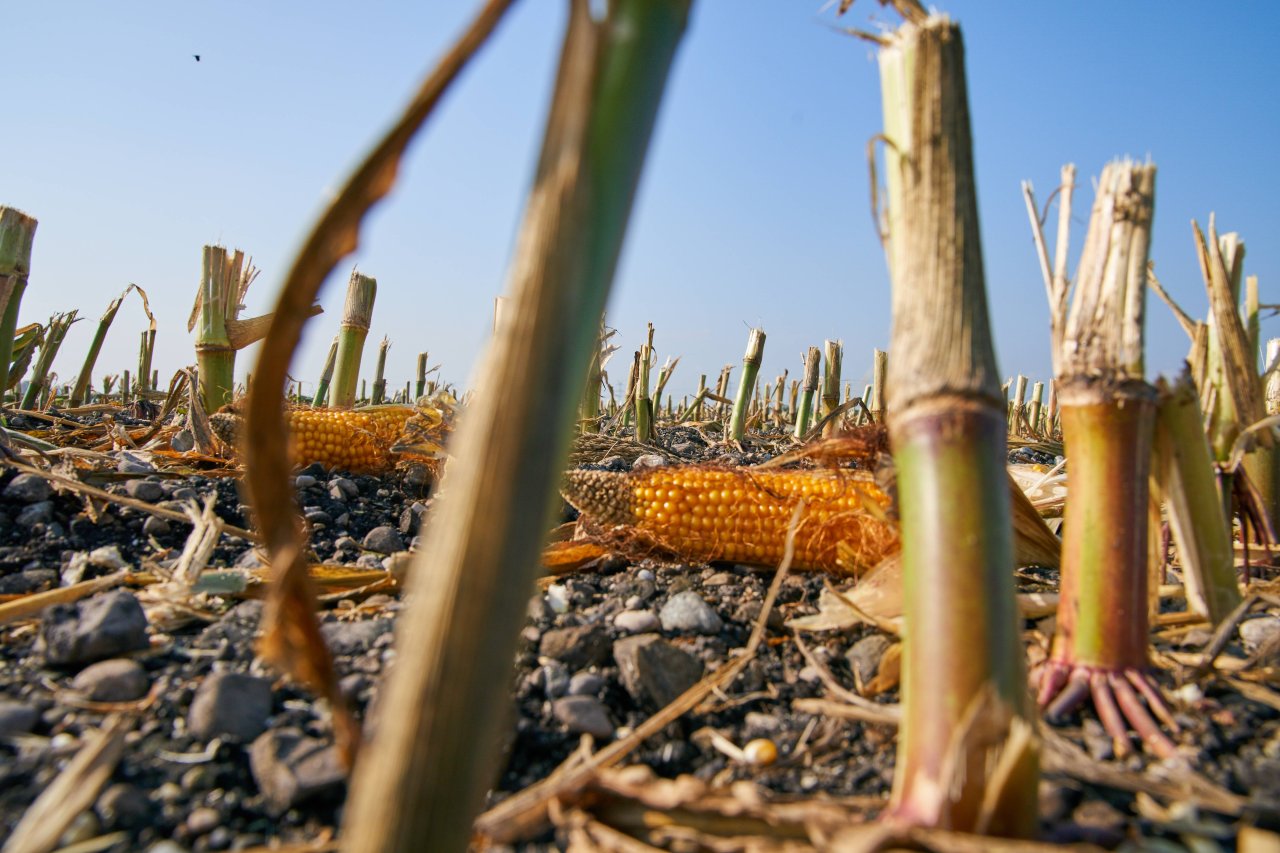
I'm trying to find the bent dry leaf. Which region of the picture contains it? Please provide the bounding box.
[240,0,518,768]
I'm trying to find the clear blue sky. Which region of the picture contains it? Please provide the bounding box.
[5,1,1277,402]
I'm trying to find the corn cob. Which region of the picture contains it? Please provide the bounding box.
[563,466,899,572]
[210,405,418,473]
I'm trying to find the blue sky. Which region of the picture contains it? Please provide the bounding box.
[5,2,1277,403]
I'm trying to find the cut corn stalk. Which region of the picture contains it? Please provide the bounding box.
[21,311,77,410]
[0,207,36,407]
[728,327,765,441]
[564,466,898,572]
[415,351,429,399]
[137,328,155,394]
[1155,370,1241,624]
[874,8,1036,834]
[371,336,390,405]
[70,290,126,407]
[1036,160,1178,760]
[871,347,887,422]
[330,270,376,409]
[634,339,653,442]
[821,339,842,438]
[340,2,692,849]
[794,346,821,438]
[313,335,339,407]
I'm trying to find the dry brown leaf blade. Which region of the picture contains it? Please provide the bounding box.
[240,0,517,776]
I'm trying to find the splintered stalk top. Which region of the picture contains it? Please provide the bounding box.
[1060,161,1156,388]
[0,208,37,403]
[878,18,1000,412]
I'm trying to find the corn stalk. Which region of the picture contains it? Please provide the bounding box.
[340,2,692,849]
[728,327,765,441]
[0,208,37,407]
[21,311,78,410]
[875,10,1036,834]
[330,271,376,408]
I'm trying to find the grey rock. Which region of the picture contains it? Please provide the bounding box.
[567,671,605,696]
[72,658,149,702]
[188,672,272,741]
[355,554,384,570]
[539,661,570,698]
[632,454,667,470]
[249,728,346,816]
[636,568,656,582]
[321,619,392,656]
[96,782,154,829]
[145,843,189,853]
[659,591,723,635]
[304,509,333,527]
[1240,616,1280,651]
[169,429,195,452]
[362,525,405,554]
[16,500,54,527]
[124,479,165,503]
[294,474,318,490]
[0,569,56,595]
[614,610,660,635]
[614,634,704,708]
[539,624,610,669]
[141,516,171,537]
[116,451,155,474]
[4,472,51,503]
[329,477,358,500]
[845,634,892,684]
[333,536,358,553]
[171,487,199,503]
[0,700,38,736]
[399,501,429,536]
[41,590,150,666]
[552,695,614,739]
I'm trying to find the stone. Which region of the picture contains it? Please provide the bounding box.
[613,634,704,709]
[361,526,405,555]
[355,554,384,570]
[552,695,614,739]
[3,472,51,503]
[171,487,200,503]
[186,806,222,835]
[304,509,333,527]
[141,516,171,537]
[659,591,723,635]
[249,728,346,816]
[567,671,605,696]
[116,451,155,474]
[188,672,273,741]
[95,782,154,829]
[399,502,429,536]
[321,619,392,656]
[124,479,165,503]
[16,501,54,527]
[72,658,150,702]
[614,610,660,634]
[0,700,38,736]
[294,474,318,490]
[169,429,195,452]
[632,454,667,470]
[0,569,56,595]
[40,590,150,666]
[1241,616,1280,652]
[539,624,610,669]
[538,661,570,698]
[845,634,891,685]
[329,477,358,500]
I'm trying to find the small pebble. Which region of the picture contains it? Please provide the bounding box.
[614,610,660,634]
[142,516,171,537]
[186,806,221,835]
[743,738,778,766]
[3,473,52,503]
[1240,616,1280,651]
[659,591,723,635]
[552,695,614,739]
[188,672,273,741]
[72,658,150,702]
[362,526,405,554]
[294,474,318,490]
[632,454,667,469]
[124,479,165,503]
[0,701,38,736]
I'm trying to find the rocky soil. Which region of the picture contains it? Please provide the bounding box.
[0,422,1278,851]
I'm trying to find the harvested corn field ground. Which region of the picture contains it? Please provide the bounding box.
[0,418,1278,851]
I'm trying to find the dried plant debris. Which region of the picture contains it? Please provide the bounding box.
[0,420,1276,848]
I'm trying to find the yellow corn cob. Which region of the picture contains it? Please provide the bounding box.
[563,466,899,573]
[210,406,416,473]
